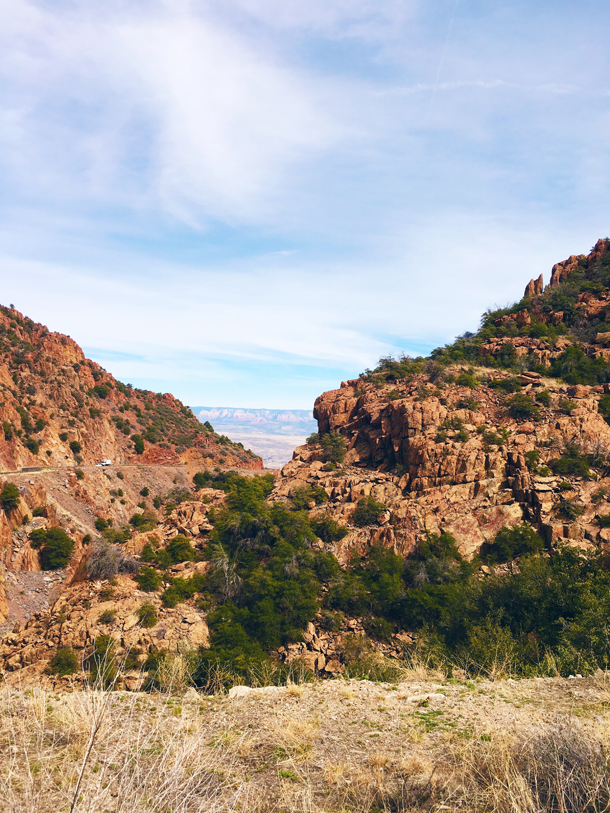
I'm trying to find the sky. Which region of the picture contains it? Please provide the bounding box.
[1,0,609,409]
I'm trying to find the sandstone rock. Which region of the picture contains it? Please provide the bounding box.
[324,659,345,674]
[549,255,586,287]
[567,385,591,398]
[524,275,544,298]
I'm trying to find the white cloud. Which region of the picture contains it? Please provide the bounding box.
[0,0,343,223]
[1,0,610,409]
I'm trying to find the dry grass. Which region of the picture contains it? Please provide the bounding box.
[2,674,610,812]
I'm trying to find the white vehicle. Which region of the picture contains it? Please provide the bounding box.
[97,459,112,467]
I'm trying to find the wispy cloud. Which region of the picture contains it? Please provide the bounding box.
[1,0,609,407]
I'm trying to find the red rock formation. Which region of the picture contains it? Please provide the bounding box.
[524,274,543,298]
[549,254,586,287]
[0,304,262,472]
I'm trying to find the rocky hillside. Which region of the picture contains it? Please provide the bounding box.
[271,238,610,560]
[0,304,262,471]
[6,241,610,686]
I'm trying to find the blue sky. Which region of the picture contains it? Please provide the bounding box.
[1,0,609,408]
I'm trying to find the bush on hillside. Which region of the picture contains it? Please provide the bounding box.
[506,393,540,419]
[135,566,162,592]
[137,602,158,628]
[310,515,349,543]
[47,647,79,676]
[86,542,140,580]
[0,482,20,512]
[480,524,545,564]
[306,431,346,464]
[550,446,592,479]
[30,527,75,570]
[352,496,385,527]
[87,635,117,688]
[290,484,328,510]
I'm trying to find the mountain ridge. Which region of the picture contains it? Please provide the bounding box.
[5,241,610,685]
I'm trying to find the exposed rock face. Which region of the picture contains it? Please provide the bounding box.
[524,274,544,298]
[0,573,209,679]
[0,486,220,677]
[274,373,609,560]
[0,304,262,472]
[277,240,610,564]
[549,254,586,287]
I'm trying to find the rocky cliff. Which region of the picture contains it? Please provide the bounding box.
[270,239,610,562]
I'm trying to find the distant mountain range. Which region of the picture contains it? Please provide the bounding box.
[190,407,318,437]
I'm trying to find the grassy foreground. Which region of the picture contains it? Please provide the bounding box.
[2,668,610,812]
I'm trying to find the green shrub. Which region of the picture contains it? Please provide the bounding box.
[480,524,545,564]
[310,515,349,543]
[597,514,610,528]
[0,482,20,512]
[23,436,39,454]
[352,496,385,527]
[290,484,328,510]
[489,377,522,393]
[122,647,142,671]
[537,390,551,406]
[364,616,394,641]
[132,434,145,455]
[129,509,157,531]
[550,447,592,479]
[41,528,75,569]
[95,517,108,532]
[456,371,478,388]
[599,394,610,424]
[166,535,196,563]
[98,610,116,624]
[69,440,81,454]
[92,384,110,399]
[75,469,84,480]
[162,573,208,608]
[30,527,75,570]
[306,431,346,464]
[551,345,610,385]
[558,398,577,414]
[140,487,149,497]
[32,506,45,517]
[47,647,79,676]
[137,602,158,628]
[135,566,162,593]
[59,432,68,442]
[87,635,117,688]
[506,393,539,419]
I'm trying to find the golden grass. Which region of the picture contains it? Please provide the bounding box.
[2,674,610,812]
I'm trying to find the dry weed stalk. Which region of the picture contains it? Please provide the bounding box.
[0,683,243,813]
[445,719,610,813]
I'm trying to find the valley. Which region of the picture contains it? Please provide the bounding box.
[4,241,610,810]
